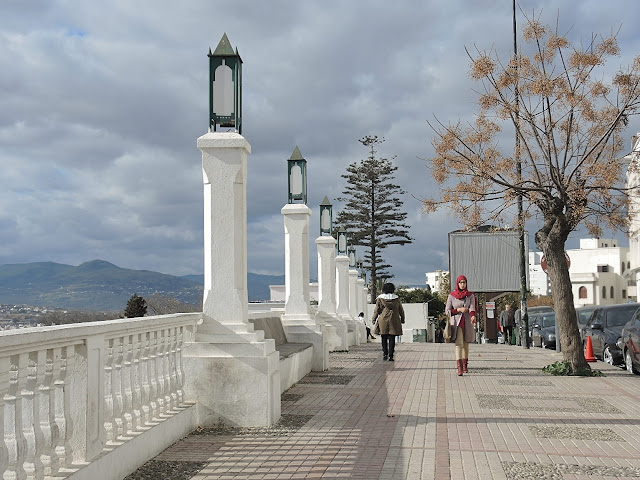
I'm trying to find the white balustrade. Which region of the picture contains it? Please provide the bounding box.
[0,313,198,480]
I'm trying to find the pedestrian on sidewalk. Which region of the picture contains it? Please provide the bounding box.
[359,312,376,342]
[500,304,515,345]
[445,275,477,376]
[372,282,405,361]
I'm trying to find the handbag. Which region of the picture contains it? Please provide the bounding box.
[444,315,452,343]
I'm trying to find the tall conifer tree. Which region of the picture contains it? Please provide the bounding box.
[336,135,412,299]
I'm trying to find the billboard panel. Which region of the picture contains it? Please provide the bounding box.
[449,230,528,292]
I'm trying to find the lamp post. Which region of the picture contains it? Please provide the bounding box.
[337,227,348,255]
[287,146,308,204]
[348,246,356,269]
[320,196,333,236]
[208,33,242,134]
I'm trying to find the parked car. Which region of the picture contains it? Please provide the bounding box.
[621,306,640,374]
[531,312,557,348]
[576,305,597,345]
[583,303,640,365]
[525,306,554,345]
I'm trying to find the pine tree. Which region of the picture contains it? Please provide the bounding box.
[336,135,413,299]
[124,293,147,318]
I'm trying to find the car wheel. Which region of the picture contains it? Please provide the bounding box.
[603,346,614,365]
[626,350,639,375]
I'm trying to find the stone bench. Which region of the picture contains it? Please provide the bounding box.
[248,315,314,393]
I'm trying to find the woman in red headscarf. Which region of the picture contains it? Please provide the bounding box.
[445,275,477,376]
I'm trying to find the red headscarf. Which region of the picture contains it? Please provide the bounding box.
[451,275,473,300]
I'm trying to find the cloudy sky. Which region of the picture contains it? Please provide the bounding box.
[2,0,640,286]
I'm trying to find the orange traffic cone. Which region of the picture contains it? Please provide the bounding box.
[585,336,596,363]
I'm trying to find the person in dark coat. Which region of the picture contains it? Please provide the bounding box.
[372,282,405,361]
[445,275,477,376]
[500,304,515,345]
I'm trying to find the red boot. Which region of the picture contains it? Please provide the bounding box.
[457,359,463,376]
[463,358,469,374]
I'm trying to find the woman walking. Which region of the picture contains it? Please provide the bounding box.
[372,282,405,361]
[445,275,477,376]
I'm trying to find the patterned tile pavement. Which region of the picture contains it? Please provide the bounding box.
[128,342,640,479]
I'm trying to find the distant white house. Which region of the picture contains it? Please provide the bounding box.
[425,270,447,293]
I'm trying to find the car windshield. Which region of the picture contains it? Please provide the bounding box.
[607,306,638,327]
[577,309,595,325]
[541,314,556,328]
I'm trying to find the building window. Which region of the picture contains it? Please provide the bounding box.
[597,265,609,273]
[579,286,587,299]
[622,262,626,273]
[602,286,607,299]
[623,289,627,299]
[628,261,631,269]
[610,286,614,298]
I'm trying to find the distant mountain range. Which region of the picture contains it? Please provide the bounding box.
[0,260,284,311]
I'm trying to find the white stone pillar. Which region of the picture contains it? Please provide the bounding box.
[335,256,351,319]
[355,277,367,343]
[183,132,280,428]
[281,204,329,371]
[315,236,348,351]
[200,132,250,333]
[348,269,359,318]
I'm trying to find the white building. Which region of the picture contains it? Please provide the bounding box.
[529,251,551,296]
[566,238,632,306]
[425,269,447,293]
[626,133,640,298]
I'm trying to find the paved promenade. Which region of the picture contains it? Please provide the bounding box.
[128,342,640,480]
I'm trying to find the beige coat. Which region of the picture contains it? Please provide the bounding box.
[445,293,477,343]
[372,294,405,335]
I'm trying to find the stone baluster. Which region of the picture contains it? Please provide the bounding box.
[104,339,116,442]
[42,350,59,476]
[57,346,78,467]
[147,330,160,421]
[139,332,152,425]
[121,336,134,434]
[112,337,124,438]
[30,350,47,480]
[6,354,28,479]
[50,348,64,471]
[174,326,185,405]
[21,353,39,479]
[0,357,8,480]
[153,330,165,416]
[130,333,143,430]
[168,327,179,409]
[161,329,172,414]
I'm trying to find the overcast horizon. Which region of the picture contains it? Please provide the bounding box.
[2,1,640,286]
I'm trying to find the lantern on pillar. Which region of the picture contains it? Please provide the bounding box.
[356,258,363,278]
[337,227,348,255]
[208,33,242,134]
[348,246,356,268]
[287,146,307,204]
[320,196,333,236]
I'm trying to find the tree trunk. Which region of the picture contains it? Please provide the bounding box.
[536,215,589,373]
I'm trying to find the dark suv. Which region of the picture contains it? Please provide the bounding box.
[583,303,640,365]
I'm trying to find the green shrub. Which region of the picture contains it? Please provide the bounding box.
[542,361,604,377]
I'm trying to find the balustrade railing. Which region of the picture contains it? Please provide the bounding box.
[0,313,199,480]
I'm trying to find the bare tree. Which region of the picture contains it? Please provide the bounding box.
[424,13,640,373]
[146,294,199,315]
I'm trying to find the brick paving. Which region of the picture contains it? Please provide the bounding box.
[132,342,640,479]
